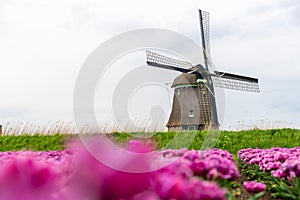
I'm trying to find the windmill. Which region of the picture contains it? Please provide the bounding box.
[146,9,259,131]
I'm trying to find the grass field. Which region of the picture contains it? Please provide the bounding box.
[1,128,299,154]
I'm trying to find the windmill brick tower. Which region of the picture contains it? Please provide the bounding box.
[146,10,260,131]
[165,72,213,131]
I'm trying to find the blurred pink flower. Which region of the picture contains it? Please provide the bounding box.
[64,138,154,200]
[0,156,60,200]
[243,181,266,193]
[0,139,241,200]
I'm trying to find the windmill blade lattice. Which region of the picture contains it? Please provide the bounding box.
[211,76,260,92]
[146,50,193,69]
[199,10,213,68]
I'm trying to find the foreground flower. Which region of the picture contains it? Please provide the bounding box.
[243,181,266,193]
[65,137,154,200]
[187,150,239,180]
[0,139,239,199]
[0,156,62,200]
[153,174,227,200]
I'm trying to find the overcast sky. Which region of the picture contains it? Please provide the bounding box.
[1,0,300,131]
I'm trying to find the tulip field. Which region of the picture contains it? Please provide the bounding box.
[239,147,300,199]
[0,129,299,199]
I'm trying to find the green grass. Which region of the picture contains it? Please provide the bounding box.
[113,129,300,155]
[0,129,299,153]
[0,134,66,151]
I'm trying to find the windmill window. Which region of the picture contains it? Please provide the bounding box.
[189,110,194,117]
[188,126,196,130]
[177,89,180,95]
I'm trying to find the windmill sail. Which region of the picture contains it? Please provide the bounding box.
[199,10,212,69]
[212,71,259,92]
[146,50,194,73]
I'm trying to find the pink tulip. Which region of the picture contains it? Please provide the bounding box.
[243,181,266,193]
